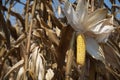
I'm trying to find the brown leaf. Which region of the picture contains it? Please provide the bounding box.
[0,32,6,41]
[7,20,18,40]
[0,11,10,49]
[40,18,60,46]
[45,28,60,46]
[103,44,120,70]
[51,14,64,30]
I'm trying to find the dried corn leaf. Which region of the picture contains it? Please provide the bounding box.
[51,14,64,30]
[103,44,120,69]
[45,68,54,80]
[0,46,6,57]
[0,5,25,30]
[4,59,24,79]
[16,67,25,80]
[45,28,60,46]
[0,32,6,41]
[29,46,45,80]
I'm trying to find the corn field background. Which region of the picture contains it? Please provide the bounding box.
[0,0,120,80]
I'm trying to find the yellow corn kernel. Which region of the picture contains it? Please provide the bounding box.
[76,34,86,66]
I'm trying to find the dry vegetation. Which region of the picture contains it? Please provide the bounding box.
[0,0,120,80]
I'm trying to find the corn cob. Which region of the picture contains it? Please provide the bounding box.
[76,34,86,66]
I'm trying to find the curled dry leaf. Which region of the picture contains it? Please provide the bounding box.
[29,46,45,80]
[16,67,25,80]
[55,27,61,37]
[4,59,24,79]
[45,68,54,80]
[45,28,60,46]
[14,33,26,46]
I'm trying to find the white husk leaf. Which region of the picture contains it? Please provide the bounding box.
[64,1,84,32]
[90,17,114,42]
[86,37,105,62]
[76,0,87,23]
[86,9,107,30]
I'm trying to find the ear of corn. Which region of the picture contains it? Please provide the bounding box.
[76,34,86,66]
